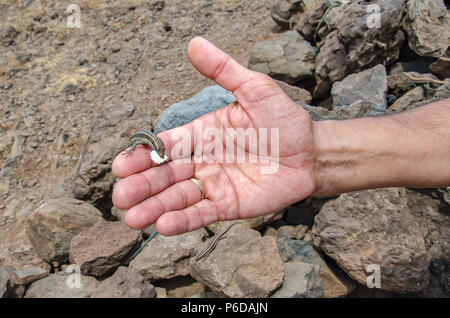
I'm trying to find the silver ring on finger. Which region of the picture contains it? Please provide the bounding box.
[190,178,205,200]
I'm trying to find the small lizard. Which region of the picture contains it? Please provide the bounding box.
[195,222,241,261]
[128,130,168,164]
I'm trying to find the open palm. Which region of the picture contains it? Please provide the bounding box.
[112,37,317,236]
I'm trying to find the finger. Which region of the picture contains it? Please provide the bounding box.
[112,160,195,210]
[125,179,204,230]
[112,121,194,178]
[155,200,219,236]
[188,36,256,93]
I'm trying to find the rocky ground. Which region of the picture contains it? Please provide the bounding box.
[1,0,450,298]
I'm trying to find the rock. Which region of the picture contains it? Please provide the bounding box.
[248,31,316,85]
[387,86,425,112]
[190,224,284,298]
[277,224,309,241]
[69,221,142,277]
[270,0,303,29]
[0,265,25,298]
[155,287,167,298]
[154,86,236,133]
[276,239,356,298]
[206,211,284,234]
[295,0,325,42]
[156,276,207,298]
[312,188,450,295]
[402,0,448,58]
[331,65,388,110]
[26,198,103,263]
[129,228,207,282]
[91,266,156,298]
[24,273,98,298]
[429,56,450,79]
[298,100,388,122]
[387,72,417,95]
[275,80,312,104]
[314,0,405,98]
[271,261,323,298]
[0,154,21,177]
[13,267,48,285]
[72,102,154,213]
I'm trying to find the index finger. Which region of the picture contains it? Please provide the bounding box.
[112,121,194,178]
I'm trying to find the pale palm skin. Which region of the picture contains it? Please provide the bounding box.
[112,37,317,236]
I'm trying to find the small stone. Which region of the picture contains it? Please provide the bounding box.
[271,261,323,298]
[154,62,165,70]
[91,266,156,298]
[69,221,142,277]
[13,267,49,285]
[78,58,88,66]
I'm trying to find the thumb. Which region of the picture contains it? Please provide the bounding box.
[188,36,256,93]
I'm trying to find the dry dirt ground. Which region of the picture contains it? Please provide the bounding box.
[0,0,277,268]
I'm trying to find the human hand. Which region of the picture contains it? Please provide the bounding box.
[112,37,317,236]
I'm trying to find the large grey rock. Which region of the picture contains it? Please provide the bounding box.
[69,221,142,277]
[190,224,284,298]
[72,102,154,212]
[154,86,236,133]
[312,188,450,295]
[276,239,356,298]
[25,198,103,263]
[129,228,207,282]
[331,65,388,110]
[24,273,99,298]
[313,0,405,98]
[271,261,323,298]
[402,0,448,58]
[248,31,316,85]
[91,266,156,298]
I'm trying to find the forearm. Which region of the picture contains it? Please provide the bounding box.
[312,98,450,197]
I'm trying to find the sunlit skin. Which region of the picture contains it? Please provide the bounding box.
[112,37,450,236]
[112,37,317,236]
